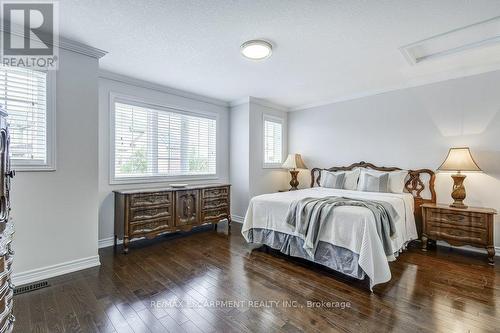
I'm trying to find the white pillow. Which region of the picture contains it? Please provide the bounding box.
[358,172,390,193]
[321,169,360,191]
[357,168,408,193]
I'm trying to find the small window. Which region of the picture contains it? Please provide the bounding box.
[111,98,217,183]
[0,66,55,170]
[263,114,283,168]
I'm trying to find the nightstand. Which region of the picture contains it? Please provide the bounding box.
[421,203,497,265]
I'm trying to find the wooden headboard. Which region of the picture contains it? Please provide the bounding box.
[310,161,436,237]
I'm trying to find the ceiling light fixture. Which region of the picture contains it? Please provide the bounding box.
[240,40,272,60]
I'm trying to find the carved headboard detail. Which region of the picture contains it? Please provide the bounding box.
[310,161,436,236]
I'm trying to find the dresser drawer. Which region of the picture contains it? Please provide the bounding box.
[130,192,172,207]
[425,209,488,229]
[426,223,487,245]
[202,197,228,210]
[202,187,229,199]
[129,218,172,236]
[129,204,171,221]
[202,207,229,222]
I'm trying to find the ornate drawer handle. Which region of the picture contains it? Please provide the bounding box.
[446,214,465,221]
[7,248,13,256]
[5,170,14,179]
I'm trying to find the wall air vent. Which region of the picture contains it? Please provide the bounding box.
[400,16,500,64]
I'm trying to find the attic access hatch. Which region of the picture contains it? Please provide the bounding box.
[400,16,500,64]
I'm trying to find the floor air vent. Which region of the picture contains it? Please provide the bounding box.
[14,281,50,295]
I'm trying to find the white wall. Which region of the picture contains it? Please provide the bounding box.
[12,48,101,281]
[98,74,230,242]
[229,98,289,219]
[288,70,500,247]
[229,103,250,219]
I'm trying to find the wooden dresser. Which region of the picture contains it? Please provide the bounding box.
[0,107,15,333]
[114,184,231,253]
[422,203,497,264]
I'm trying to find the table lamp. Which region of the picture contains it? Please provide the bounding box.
[282,153,307,191]
[438,147,481,209]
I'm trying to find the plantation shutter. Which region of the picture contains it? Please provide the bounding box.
[114,102,216,179]
[0,66,48,164]
[264,117,283,165]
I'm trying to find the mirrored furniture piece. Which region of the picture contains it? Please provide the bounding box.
[0,107,15,333]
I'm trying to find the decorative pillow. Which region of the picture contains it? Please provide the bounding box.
[320,169,360,190]
[358,172,390,193]
[359,169,408,193]
[320,172,346,189]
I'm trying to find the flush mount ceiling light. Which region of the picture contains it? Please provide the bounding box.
[240,40,272,60]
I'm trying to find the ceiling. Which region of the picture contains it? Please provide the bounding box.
[55,0,500,109]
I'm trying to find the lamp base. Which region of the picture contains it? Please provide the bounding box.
[289,170,299,191]
[450,173,467,209]
[450,202,468,209]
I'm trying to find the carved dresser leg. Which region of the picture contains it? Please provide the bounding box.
[123,237,129,254]
[421,234,428,251]
[487,246,495,265]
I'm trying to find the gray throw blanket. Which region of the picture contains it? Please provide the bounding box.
[285,196,399,259]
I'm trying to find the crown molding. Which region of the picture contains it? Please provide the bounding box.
[290,64,500,111]
[99,70,229,108]
[229,97,251,108]
[230,96,289,111]
[0,22,107,59]
[57,36,107,59]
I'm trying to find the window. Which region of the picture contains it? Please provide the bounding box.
[112,98,217,183]
[263,114,283,168]
[0,66,55,170]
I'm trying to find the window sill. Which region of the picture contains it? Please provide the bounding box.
[13,164,56,172]
[110,175,219,186]
[262,164,283,169]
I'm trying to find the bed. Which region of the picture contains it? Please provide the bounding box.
[242,161,436,289]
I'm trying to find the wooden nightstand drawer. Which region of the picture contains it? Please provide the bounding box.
[422,203,496,265]
[426,209,487,229]
[426,223,487,245]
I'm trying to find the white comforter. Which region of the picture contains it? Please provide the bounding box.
[242,187,417,289]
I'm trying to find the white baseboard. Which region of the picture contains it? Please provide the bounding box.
[98,236,149,249]
[99,236,119,248]
[232,215,244,223]
[12,255,101,287]
[436,241,500,257]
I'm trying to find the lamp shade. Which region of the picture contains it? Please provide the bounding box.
[282,154,307,170]
[438,147,482,172]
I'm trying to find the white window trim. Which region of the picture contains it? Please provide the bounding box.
[12,70,56,172]
[262,113,284,169]
[109,92,219,185]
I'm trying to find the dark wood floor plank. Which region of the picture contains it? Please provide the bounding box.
[12,223,500,333]
[12,293,31,333]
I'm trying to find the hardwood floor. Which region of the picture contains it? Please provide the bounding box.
[13,222,500,333]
